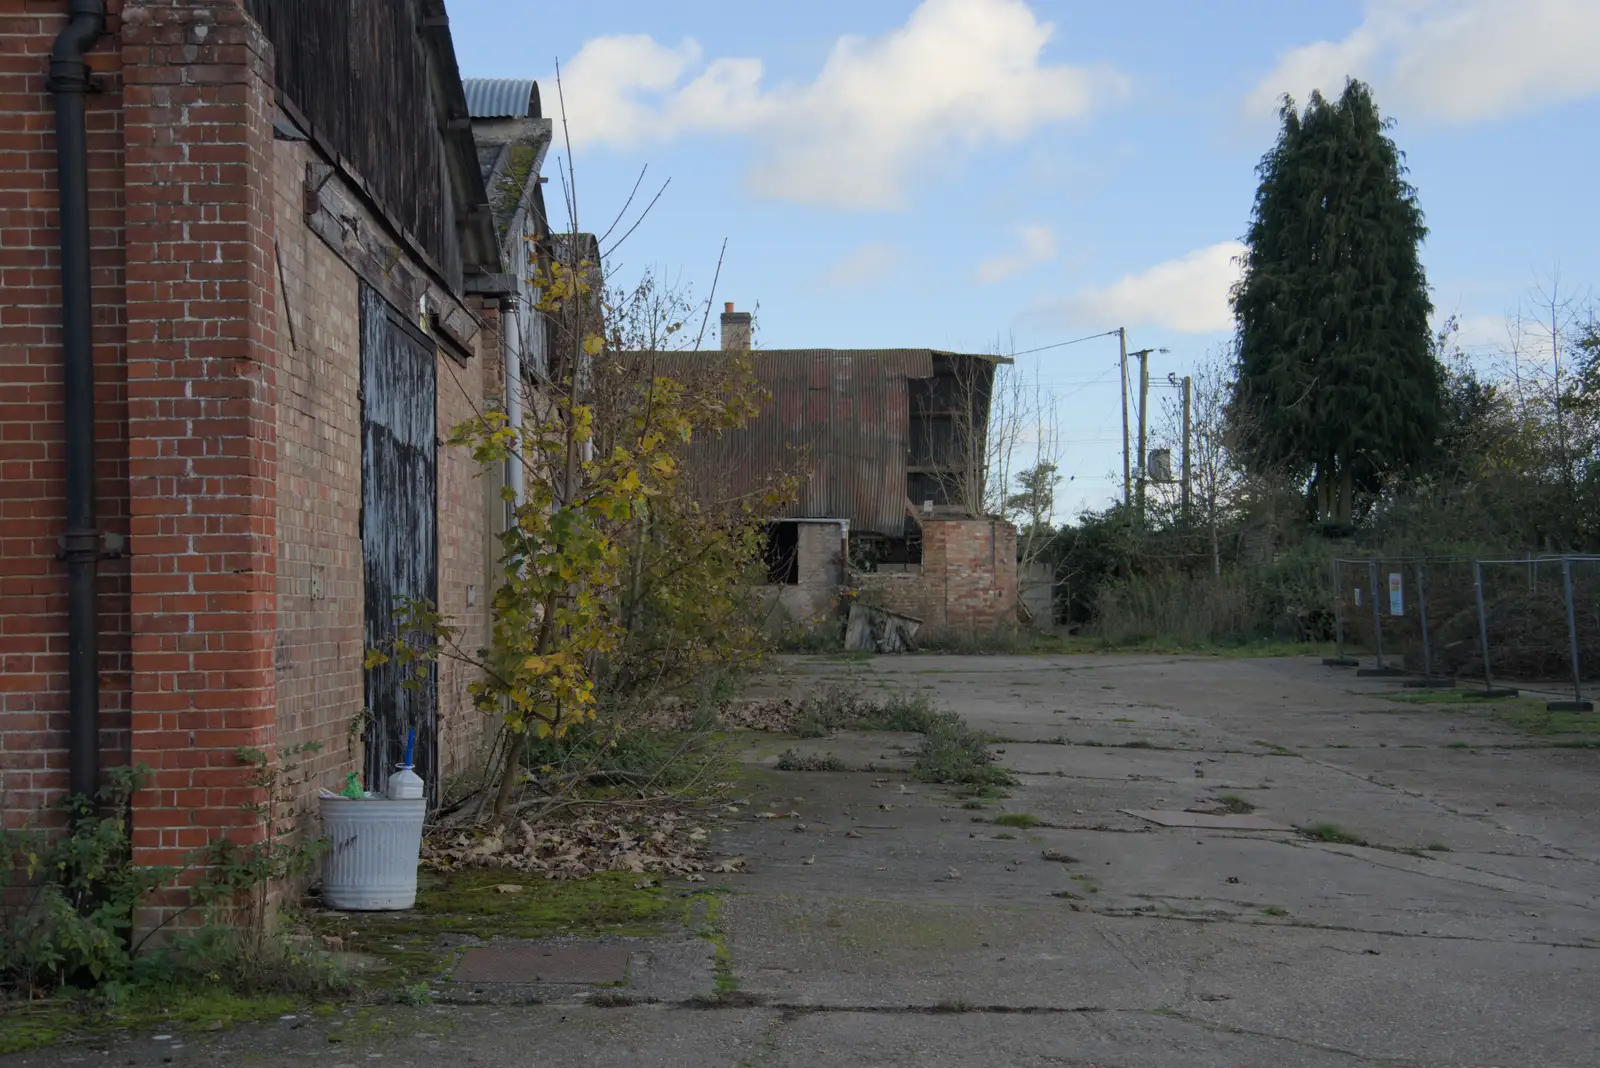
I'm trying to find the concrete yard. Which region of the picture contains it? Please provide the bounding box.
[13,654,1600,1067]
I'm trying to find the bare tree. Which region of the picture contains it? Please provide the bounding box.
[1151,344,1244,576]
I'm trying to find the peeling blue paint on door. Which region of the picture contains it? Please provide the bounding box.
[361,283,438,801]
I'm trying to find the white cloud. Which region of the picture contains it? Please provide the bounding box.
[553,0,1123,209]
[1248,0,1600,122]
[976,224,1057,285]
[1449,313,1515,355]
[819,241,903,289]
[1062,242,1244,334]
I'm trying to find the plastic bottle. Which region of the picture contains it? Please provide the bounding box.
[387,764,424,800]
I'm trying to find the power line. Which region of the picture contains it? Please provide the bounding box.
[1008,329,1120,358]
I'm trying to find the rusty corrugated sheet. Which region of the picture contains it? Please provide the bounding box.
[671,349,928,537]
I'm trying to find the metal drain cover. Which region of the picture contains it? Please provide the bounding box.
[452,944,630,984]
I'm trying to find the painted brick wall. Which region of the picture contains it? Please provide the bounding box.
[121,0,280,869]
[269,136,364,798]
[769,520,845,624]
[0,1,132,830]
[855,519,1018,634]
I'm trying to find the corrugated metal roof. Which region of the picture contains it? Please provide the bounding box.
[463,78,539,118]
[676,349,980,538]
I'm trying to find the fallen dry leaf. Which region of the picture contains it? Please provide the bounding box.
[422,807,725,881]
[493,884,524,894]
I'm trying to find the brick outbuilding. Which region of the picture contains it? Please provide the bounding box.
[0,0,533,878]
[702,306,1021,636]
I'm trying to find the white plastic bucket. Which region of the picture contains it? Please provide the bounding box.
[319,796,426,910]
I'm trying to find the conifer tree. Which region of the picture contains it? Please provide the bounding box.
[1230,79,1437,527]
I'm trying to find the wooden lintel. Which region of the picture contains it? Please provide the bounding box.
[303,161,479,362]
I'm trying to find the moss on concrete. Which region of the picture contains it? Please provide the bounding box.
[0,988,300,1055]
[311,869,677,985]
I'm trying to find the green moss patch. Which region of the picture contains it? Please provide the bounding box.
[1389,691,1600,740]
[0,988,300,1055]
[992,812,1042,829]
[312,870,676,985]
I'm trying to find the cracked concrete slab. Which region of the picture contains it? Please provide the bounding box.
[15,653,1600,1067]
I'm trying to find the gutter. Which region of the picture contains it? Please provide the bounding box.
[49,0,106,802]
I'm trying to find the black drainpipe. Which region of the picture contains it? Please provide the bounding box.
[50,0,107,803]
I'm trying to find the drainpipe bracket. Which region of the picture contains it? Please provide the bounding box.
[57,529,125,561]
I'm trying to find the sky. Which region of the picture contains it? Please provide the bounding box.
[447,0,1600,517]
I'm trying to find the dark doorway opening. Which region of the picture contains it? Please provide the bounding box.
[360,283,439,802]
[764,521,799,584]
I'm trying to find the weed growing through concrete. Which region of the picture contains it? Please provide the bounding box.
[775,750,844,772]
[1211,795,1256,814]
[993,813,1042,829]
[792,684,936,737]
[1297,823,1367,846]
[1261,906,1290,917]
[912,712,1015,790]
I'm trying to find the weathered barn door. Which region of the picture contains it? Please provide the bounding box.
[360,284,438,799]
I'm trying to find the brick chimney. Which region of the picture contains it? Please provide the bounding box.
[720,301,752,353]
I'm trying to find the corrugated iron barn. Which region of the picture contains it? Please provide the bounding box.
[686,304,1020,634]
[706,307,1008,545]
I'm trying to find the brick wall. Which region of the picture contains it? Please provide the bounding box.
[0,2,132,830]
[269,135,363,796]
[433,313,495,786]
[121,0,280,869]
[1,0,493,869]
[942,519,1017,631]
[855,519,1018,634]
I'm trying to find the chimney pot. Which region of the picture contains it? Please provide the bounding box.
[720,300,752,353]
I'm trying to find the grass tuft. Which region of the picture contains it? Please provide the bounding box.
[992,813,1042,829]
[774,750,843,772]
[1296,823,1367,846]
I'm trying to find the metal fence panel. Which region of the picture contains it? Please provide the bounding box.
[1332,554,1600,710]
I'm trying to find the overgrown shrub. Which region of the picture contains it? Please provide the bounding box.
[0,767,170,995]
[3,752,342,1003]
[1087,541,1334,647]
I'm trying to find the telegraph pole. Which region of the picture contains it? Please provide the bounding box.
[1118,327,1130,508]
[1181,374,1192,517]
[1135,348,1150,523]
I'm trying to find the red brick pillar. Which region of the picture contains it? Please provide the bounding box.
[120,0,277,873]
